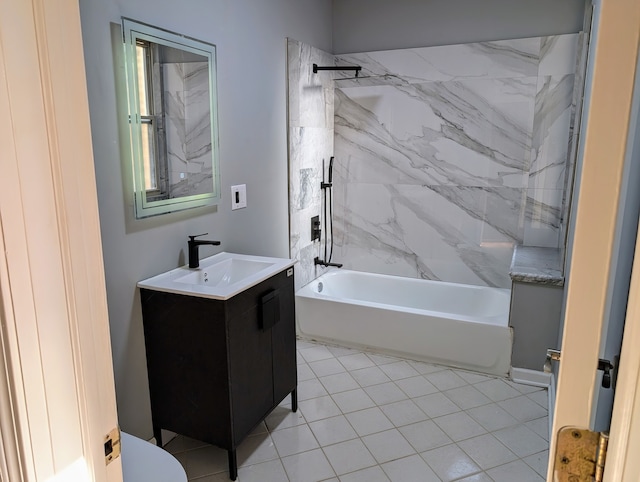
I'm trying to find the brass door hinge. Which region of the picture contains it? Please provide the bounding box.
[104,427,121,466]
[554,426,609,482]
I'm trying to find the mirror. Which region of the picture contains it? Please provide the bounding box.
[122,18,220,218]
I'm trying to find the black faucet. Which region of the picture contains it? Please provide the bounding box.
[188,233,221,268]
[314,257,343,268]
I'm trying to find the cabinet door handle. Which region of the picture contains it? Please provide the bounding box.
[259,289,280,330]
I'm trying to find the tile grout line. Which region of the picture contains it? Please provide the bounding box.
[176,339,548,481]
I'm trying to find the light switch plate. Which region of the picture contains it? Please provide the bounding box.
[231,184,247,210]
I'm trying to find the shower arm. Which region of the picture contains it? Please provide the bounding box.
[313,63,362,78]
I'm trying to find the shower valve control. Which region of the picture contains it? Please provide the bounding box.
[311,215,321,242]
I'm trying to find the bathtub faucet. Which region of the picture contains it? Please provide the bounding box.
[188,233,221,268]
[314,257,343,268]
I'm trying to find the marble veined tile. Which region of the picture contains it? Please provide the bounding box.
[523,188,562,248]
[335,76,535,188]
[336,37,540,84]
[530,75,575,192]
[288,127,332,210]
[287,39,335,129]
[287,39,335,288]
[410,78,535,176]
[184,62,212,144]
[333,183,520,288]
[560,32,588,250]
[163,64,189,197]
[334,74,408,90]
[539,34,579,76]
[289,34,579,288]
[289,127,334,172]
[160,62,215,198]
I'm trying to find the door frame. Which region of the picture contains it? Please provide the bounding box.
[605,222,640,479]
[0,0,122,480]
[548,0,640,479]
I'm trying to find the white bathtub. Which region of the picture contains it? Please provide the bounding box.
[295,270,513,376]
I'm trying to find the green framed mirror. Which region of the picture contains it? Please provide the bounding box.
[122,18,220,218]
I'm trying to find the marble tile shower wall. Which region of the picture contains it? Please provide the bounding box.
[287,39,335,291]
[331,34,578,288]
[163,62,213,198]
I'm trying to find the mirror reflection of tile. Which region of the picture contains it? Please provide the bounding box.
[163,61,213,198]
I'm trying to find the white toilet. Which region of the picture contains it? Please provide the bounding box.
[121,432,187,482]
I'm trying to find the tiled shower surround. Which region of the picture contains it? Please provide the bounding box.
[288,35,578,289]
[287,39,335,290]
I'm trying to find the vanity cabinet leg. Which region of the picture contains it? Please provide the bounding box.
[228,449,238,481]
[291,388,298,413]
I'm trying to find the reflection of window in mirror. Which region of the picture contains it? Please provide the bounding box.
[136,40,160,194]
[122,19,220,218]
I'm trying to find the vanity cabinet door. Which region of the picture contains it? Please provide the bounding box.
[227,296,274,442]
[226,268,296,441]
[272,272,297,404]
[140,290,232,446]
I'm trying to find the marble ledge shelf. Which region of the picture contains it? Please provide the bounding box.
[509,245,565,286]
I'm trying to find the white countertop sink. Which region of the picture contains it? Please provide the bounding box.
[137,252,295,300]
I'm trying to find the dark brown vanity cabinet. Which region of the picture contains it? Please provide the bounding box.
[140,268,297,480]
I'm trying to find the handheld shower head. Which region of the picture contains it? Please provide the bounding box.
[328,156,334,184]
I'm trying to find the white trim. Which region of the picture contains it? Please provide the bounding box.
[605,203,640,480]
[510,367,551,388]
[0,0,122,480]
[548,373,556,456]
[548,0,640,478]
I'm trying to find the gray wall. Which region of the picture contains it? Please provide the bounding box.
[509,283,564,370]
[79,0,332,439]
[333,0,585,54]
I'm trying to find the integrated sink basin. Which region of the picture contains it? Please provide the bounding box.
[138,252,295,300]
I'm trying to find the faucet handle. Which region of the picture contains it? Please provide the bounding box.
[188,233,208,241]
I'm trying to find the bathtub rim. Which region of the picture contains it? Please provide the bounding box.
[296,269,511,328]
[295,269,513,376]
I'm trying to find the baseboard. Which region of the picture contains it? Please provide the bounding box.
[510,367,552,387]
[548,372,556,441]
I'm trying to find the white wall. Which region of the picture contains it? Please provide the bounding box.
[79,0,332,439]
[333,0,585,54]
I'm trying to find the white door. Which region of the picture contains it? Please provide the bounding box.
[548,0,640,480]
[0,0,123,481]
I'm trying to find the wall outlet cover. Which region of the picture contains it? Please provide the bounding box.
[231,184,247,210]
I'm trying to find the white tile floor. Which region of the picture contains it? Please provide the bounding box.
[165,340,549,482]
